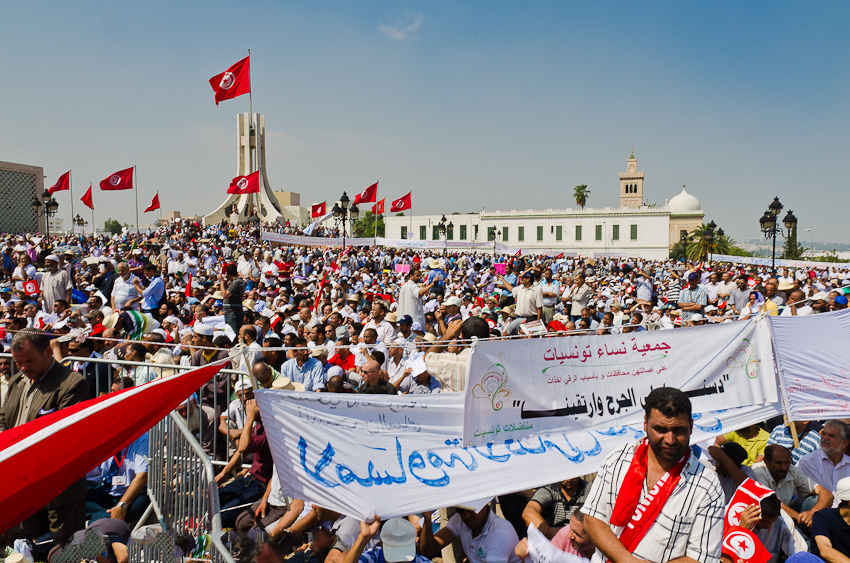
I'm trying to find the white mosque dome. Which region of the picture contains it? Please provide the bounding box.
[668,188,701,213]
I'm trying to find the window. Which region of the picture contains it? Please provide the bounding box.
[460,225,467,240]
[631,224,638,240]
[612,225,620,241]
[556,226,562,241]
[502,227,509,241]
[518,227,525,241]
[447,226,453,240]
[433,226,440,240]
[474,225,479,240]
[401,226,407,239]
[575,225,582,241]
[537,226,543,241]
[419,226,426,240]
[595,225,602,241]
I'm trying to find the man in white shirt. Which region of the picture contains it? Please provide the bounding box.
[798,421,850,506]
[359,301,395,346]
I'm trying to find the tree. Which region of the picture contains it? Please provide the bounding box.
[573,184,590,210]
[684,223,733,261]
[352,211,385,238]
[782,225,806,260]
[104,218,122,235]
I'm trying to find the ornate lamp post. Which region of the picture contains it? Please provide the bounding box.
[31,189,59,240]
[331,191,359,249]
[759,197,797,276]
[436,215,453,256]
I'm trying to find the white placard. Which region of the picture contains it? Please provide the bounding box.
[463,319,778,445]
[527,524,588,563]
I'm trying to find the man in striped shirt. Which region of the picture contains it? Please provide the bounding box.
[582,387,724,563]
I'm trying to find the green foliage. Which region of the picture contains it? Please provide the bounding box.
[103,218,122,235]
[683,223,734,261]
[670,241,688,261]
[573,184,590,209]
[395,212,405,217]
[782,225,806,260]
[352,211,385,238]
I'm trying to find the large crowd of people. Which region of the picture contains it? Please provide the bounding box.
[1,217,850,563]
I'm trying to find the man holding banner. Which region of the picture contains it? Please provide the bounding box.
[581,387,725,563]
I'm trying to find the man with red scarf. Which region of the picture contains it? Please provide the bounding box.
[581,387,725,563]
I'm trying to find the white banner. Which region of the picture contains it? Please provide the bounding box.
[709,253,850,270]
[527,524,588,563]
[255,389,781,521]
[463,319,778,445]
[769,309,850,420]
[303,211,334,236]
[261,231,376,247]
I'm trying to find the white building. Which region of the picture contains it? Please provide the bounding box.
[384,151,704,260]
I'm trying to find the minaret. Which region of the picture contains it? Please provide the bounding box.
[619,147,644,208]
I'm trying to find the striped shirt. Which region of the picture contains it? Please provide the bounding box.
[678,285,707,321]
[768,424,821,464]
[581,441,724,563]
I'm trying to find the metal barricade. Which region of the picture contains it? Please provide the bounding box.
[128,411,235,563]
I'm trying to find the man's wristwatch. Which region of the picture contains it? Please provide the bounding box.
[117,501,128,509]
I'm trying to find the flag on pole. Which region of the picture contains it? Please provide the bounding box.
[372,198,385,215]
[227,170,260,194]
[514,249,522,256]
[313,272,328,311]
[99,167,134,191]
[311,201,327,218]
[353,182,378,205]
[48,171,70,195]
[80,185,94,210]
[390,192,412,212]
[144,193,160,213]
[185,272,193,297]
[0,360,229,534]
[209,56,251,106]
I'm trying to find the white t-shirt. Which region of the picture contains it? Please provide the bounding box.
[445,510,521,563]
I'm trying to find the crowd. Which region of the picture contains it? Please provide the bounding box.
[1,218,850,563]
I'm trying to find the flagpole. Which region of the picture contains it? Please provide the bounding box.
[134,166,140,233]
[69,170,75,235]
[373,182,378,244]
[90,182,95,235]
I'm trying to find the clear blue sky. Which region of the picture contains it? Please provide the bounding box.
[2,1,848,244]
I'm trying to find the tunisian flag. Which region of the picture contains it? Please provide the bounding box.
[144,193,161,213]
[353,182,377,205]
[372,198,385,215]
[311,201,326,218]
[81,184,94,210]
[0,360,229,534]
[99,167,134,191]
[390,192,412,212]
[48,171,70,195]
[227,170,260,194]
[209,56,251,106]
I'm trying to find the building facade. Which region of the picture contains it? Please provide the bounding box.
[0,161,45,234]
[384,152,704,260]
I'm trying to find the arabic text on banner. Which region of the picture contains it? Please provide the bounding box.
[254,389,780,521]
[769,309,850,420]
[463,319,778,446]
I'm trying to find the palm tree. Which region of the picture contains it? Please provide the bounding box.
[684,223,732,261]
[573,184,590,210]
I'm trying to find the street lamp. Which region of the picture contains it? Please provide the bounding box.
[491,226,501,257]
[31,189,59,240]
[331,191,359,249]
[436,215,453,256]
[758,196,797,276]
[74,213,88,234]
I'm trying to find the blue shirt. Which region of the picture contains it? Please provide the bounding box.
[141,276,165,310]
[280,357,325,391]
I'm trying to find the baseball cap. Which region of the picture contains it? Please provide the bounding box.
[835,295,849,305]
[380,518,417,563]
[836,477,850,501]
[443,296,462,307]
[398,314,413,325]
[687,272,699,281]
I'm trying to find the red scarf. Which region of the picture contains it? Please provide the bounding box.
[609,440,690,553]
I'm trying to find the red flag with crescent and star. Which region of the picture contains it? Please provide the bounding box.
[353,182,377,205]
[81,185,94,210]
[227,170,260,194]
[99,167,134,191]
[372,198,385,215]
[390,192,411,212]
[48,171,70,195]
[311,201,326,218]
[144,193,161,213]
[209,56,251,106]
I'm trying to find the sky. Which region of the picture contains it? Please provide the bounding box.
[2,1,849,244]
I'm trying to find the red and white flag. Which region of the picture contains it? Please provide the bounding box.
[311,201,327,218]
[353,182,378,205]
[313,272,328,311]
[209,56,251,106]
[515,249,522,256]
[725,478,776,528]
[81,184,94,210]
[390,191,411,212]
[99,167,134,191]
[185,272,193,297]
[144,193,161,213]
[48,171,70,195]
[372,198,385,215]
[722,526,771,563]
[0,360,229,534]
[22,279,39,296]
[227,170,260,194]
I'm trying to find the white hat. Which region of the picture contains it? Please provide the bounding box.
[443,296,462,307]
[164,315,179,325]
[234,379,253,392]
[380,518,417,563]
[836,476,850,501]
[311,345,328,358]
[193,323,214,336]
[45,254,60,262]
[690,313,705,321]
[272,376,306,392]
[704,305,718,313]
[409,357,428,376]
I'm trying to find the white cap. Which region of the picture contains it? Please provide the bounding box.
[380,518,417,563]
[45,254,60,262]
[837,476,850,501]
[443,296,462,307]
[193,323,214,336]
[690,313,705,321]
